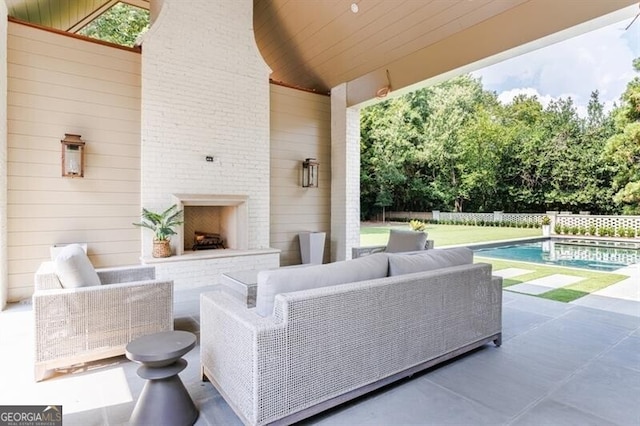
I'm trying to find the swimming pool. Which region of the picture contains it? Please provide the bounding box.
[473,238,640,272]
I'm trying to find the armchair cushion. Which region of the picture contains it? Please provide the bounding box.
[385,229,428,253]
[388,247,473,276]
[54,244,101,288]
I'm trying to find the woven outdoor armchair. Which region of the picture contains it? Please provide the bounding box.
[352,228,434,259]
[33,262,174,381]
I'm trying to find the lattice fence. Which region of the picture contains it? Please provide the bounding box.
[388,211,546,224]
[438,212,494,222]
[554,214,640,237]
[502,213,546,224]
[556,214,640,232]
[384,211,640,237]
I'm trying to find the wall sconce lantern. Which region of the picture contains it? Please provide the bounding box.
[302,158,319,188]
[61,133,85,178]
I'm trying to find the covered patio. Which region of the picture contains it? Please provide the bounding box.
[0,0,637,306]
[1,287,638,425]
[0,0,639,425]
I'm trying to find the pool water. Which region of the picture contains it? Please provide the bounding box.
[473,239,640,272]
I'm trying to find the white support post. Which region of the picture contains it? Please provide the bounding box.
[331,84,361,261]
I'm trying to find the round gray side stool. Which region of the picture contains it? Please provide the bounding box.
[126,330,198,426]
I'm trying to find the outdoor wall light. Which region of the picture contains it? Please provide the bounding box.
[61,133,85,177]
[302,158,319,188]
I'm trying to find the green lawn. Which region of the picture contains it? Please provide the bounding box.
[476,257,628,303]
[361,223,540,247]
[360,223,627,303]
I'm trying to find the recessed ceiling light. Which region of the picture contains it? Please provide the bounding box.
[350,3,359,13]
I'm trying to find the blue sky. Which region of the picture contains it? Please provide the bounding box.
[472,15,640,117]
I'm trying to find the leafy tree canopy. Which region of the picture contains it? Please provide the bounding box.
[603,59,640,213]
[78,2,149,47]
[360,61,635,218]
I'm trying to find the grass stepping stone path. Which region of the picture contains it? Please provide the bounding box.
[507,274,585,296]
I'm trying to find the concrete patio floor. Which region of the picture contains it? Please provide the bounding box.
[1,285,639,426]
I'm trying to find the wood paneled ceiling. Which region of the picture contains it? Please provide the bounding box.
[4,0,638,104]
[254,0,532,94]
[254,0,637,100]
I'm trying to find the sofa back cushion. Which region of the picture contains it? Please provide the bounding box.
[256,253,389,317]
[385,229,428,253]
[388,247,473,276]
[54,243,101,288]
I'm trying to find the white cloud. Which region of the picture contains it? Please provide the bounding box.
[496,88,566,108]
[472,17,638,114]
[495,87,618,118]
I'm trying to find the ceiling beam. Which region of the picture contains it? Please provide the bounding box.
[346,0,638,107]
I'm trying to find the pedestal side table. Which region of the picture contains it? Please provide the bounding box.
[126,330,198,426]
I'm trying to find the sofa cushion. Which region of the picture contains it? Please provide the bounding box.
[388,247,473,276]
[385,229,428,253]
[54,244,101,288]
[256,253,389,317]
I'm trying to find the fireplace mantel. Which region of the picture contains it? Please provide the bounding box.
[172,194,248,207]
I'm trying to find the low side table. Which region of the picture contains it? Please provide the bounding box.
[126,330,198,426]
[221,270,259,307]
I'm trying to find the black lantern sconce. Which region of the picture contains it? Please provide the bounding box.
[302,158,319,188]
[61,134,85,178]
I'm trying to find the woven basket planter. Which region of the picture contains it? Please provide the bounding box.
[152,240,172,258]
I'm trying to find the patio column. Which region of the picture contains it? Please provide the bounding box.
[0,1,7,310]
[330,83,361,261]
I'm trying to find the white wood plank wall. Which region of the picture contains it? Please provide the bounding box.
[1,3,8,310]
[270,85,331,265]
[6,22,141,301]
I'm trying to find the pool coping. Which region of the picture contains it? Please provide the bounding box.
[458,237,548,250]
[464,236,640,251]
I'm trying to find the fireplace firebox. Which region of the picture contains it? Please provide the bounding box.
[172,194,248,256]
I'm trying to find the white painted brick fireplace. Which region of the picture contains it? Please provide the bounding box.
[139,0,279,288]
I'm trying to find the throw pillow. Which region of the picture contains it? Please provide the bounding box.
[388,247,473,276]
[54,244,101,288]
[385,229,428,253]
[255,253,389,317]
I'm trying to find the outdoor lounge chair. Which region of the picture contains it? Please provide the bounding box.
[32,245,173,381]
[352,228,434,258]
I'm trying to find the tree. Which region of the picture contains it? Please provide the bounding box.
[78,2,150,47]
[458,103,508,211]
[603,59,640,213]
[417,76,490,211]
[375,190,393,222]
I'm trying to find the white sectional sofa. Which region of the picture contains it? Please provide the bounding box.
[200,248,502,426]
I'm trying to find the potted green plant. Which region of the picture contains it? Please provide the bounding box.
[409,219,427,232]
[133,204,184,258]
[541,216,551,237]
